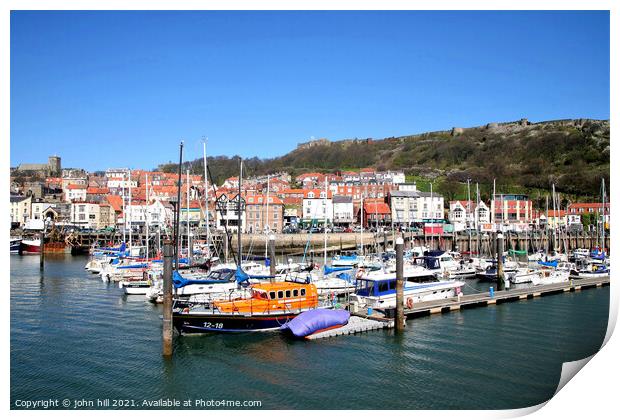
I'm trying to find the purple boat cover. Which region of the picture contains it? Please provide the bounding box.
[281,309,350,337]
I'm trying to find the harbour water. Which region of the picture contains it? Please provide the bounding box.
[11,255,609,410]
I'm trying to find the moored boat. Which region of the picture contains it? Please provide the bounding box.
[350,268,464,310]
[10,237,22,254]
[172,281,320,333]
[20,238,41,254]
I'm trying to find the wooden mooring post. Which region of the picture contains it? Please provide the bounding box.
[497,232,505,290]
[395,236,405,332]
[39,231,45,271]
[162,241,174,357]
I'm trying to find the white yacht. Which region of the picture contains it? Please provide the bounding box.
[350,266,464,310]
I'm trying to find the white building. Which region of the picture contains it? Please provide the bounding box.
[10,195,32,226]
[123,199,173,229]
[332,195,354,225]
[215,193,246,233]
[389,191,418,226]
[65,184,87,202]
[302,189,333,225]
[419,192,444,221]
[397,182,417,192]
[449,200,490,232]
[31,202,55,221]
[389,190,444,225]
[376,170,406,185]
[70,202,114,229]
[106,177,138,190]
[105,168,129,179]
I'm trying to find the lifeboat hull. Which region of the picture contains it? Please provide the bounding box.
[173,312,305,333]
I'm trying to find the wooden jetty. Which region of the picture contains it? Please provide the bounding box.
[353,277,610,320]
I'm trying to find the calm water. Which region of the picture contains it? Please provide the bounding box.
[11,255,609,410]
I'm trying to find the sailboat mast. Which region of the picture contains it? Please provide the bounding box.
[601,178,606,250]
[360,195,364,255]
[324,176,328,267]
[492,178,496,227]
[122,172,126,244]
[186,169,191,264]
[467,179,471,252]
[203,139,210,258]
[476,182,480,256]
[128,169,132,253]
[545,195,549,254]
[145,173,149,259]
[265,174,270,260]
[430,182,434,249]
[551,184,557,252]
[174,142,183,271]
[237,158,242,266]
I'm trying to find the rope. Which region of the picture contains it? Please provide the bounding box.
[462,282,486,294]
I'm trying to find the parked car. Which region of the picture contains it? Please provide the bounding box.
[283,225,300,234]
[331,226,345,233]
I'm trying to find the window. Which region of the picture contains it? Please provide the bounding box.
[285,290,291,298]
[269,291,276,299]
[277,291,283,299]
[300,288,306,296]
[79,214,85,221]
[293,290,299,297]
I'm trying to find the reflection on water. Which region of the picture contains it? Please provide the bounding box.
[11,255,609,409]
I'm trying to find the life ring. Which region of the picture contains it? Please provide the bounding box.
[406,297,414,309]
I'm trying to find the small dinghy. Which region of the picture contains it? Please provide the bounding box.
[280,308,350,339]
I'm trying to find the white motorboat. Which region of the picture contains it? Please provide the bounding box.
[350,267,464,310]
[532,269,570,285]
[509,267,542,284]
[569,261,610,279]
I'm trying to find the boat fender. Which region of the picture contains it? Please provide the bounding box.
[356,269,366,279]
[406,297,413,309]
[182,307,190,314]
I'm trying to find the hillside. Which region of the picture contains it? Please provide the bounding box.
[157,118,610,203]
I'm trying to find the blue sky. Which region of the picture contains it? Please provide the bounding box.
[10,10,609,171]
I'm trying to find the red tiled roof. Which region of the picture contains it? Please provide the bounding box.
[547,210,567,217]
[283,197,302,206]
[67,184,87,190]
[363,202,390,214]
[303,189,333,199]
[106,195,123,213]
[569,203,609,209]
[87,187,110,194]
[295,172,323,180]
[280,188,306,195]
